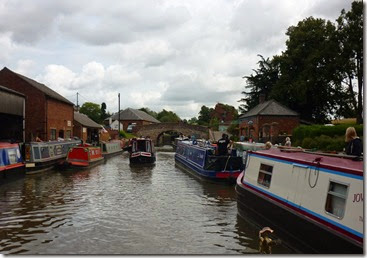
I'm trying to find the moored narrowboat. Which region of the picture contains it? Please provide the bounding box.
[63,144,104,169]
[24,139,81,173]
[236,147,363,254]
[0,142,25,182]
[129,138,156,164]
[175,139,243,183]
[101,140,123,159]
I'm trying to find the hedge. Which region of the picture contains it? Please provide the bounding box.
[292,124,363,152]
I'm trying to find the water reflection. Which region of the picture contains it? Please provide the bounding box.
[0,152,293,254]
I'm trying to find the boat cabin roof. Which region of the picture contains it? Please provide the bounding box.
[251,147,363,175]
[0,142,19,149]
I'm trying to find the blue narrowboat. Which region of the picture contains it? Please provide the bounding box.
[174,140,243,183]
[0,142,25,183]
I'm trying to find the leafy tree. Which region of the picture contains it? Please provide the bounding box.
[270,17,342,123]
[336,1,363,124]
[209,117,220,130]
[239,55,281,113]
[100,102,110,121]
[197,105,213,126]
[188,117,198,125]
[80,102,102,123]
[157,109,181,122]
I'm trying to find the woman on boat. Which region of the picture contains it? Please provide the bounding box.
[345,127,363,157]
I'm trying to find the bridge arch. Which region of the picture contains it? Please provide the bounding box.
[135,122,209,146]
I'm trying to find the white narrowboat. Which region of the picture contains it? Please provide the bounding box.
[236,147,363,254]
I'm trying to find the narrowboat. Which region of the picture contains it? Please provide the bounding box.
[100,140,123,159]
[175,139,243,183]
[129,138,156,164]
[0,142,25,182]
[63,144,104,169]
[24,139,81,173]
[236,147,363,254]
[232,141,266,164]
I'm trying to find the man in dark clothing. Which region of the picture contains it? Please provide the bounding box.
[217,133,230,156]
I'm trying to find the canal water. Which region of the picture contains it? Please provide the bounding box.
[0,151,293,254]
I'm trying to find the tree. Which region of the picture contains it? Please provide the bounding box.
[336,1,363,124]
[239,55,281,113]
[270,17,342,123]
[197,105,213,126]
[79,102,102,123]
[100,102,109,121]
[157,109,181,122]
[188,117,198,125]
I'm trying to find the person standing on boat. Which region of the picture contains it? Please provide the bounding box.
[217,133,230,156]
[345,127,363,157]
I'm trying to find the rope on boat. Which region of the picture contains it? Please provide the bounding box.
[308,158,320,188]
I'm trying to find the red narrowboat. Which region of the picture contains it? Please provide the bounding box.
[63,144,104,169]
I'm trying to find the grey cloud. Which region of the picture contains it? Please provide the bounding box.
[0,1,83,43]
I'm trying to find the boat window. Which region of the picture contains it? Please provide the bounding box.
[325,181,348,219]
[146,141,151,153]
[257,163,273,188]
[7,149,18,164]
[137,141,146,151]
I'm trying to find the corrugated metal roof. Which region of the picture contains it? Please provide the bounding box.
[239,99,298,119]
[1,67,74,105]
[110,108,160,123]
[0,85,25,116]
[74,112,102,128]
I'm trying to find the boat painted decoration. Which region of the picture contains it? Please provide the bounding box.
[0,142,24,181]
[65,144,104,168]
[175,140,243,183]
[24,139,81,173]
[236,147,363,254]
[129,138,156,164]
[101,140,123,159]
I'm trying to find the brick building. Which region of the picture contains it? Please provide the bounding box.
[0,85,25,142]
[108,108,160,133]
[0,67,74,142]
[238,98,299,144]
[73,112,101,143]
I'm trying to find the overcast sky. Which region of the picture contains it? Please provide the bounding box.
[0,0,353,119]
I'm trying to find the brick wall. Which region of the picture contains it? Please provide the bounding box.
[239,115,299,143]
[0,68,74,142]
[46,98,74,140]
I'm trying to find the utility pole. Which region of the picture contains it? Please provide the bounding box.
[118,93,120,134]
[76,92,79,111]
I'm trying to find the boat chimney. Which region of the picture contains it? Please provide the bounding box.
[109,117,112,125]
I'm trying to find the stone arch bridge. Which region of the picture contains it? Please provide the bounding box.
[135,122,209,145]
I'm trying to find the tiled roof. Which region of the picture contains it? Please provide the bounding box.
[2,67,74,105]
[74,112,102,128]
[239,99,298,119]
[110,108,160,123]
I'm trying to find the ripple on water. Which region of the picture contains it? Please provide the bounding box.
[0,153,294,254]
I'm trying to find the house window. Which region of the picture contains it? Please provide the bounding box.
[257,163,273,188]
[325,181,348,219]
[65,130,71,139]
[50,129,56,140]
